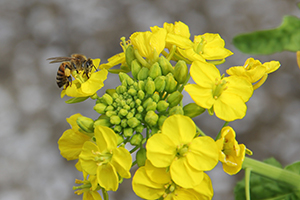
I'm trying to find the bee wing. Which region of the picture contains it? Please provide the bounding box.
[47,57,73,63]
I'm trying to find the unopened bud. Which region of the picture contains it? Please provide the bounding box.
[135,124,144,133]
[128,88,137,96]
[114,125,122,133]
[142,97,153,108]
[125,45,136,67]
[121,119,127,128]
[167,91,183,107]
[130,133,143,146]
[110,115,121,125]
[145,78,155,95]
[174,60,188,84]
[146,102,157,111]
[165,73,177,93]
[77,116,94,133]
[119,72,131,84]
[157,100,169,112]
[94,115,112,127]
[127,117,140,128]
[158,115,167,128]
[136,148,147,167]
[131,59,142,80]
[154,76,166,93]
[158,56,174,75]
[94,103,107,114]
[145,110,159,126]
[102,93,113,105]
[149,62,162,79]
[106,89,116,97]
[137,67,149,80]
[183,103,205,118]
[116,85,127,94]
[123,127,134,137]
[116,134,124,146]
[118,109,128,117]
[137,90,145,100]
[106,110,116,117]
[138,81,145,91]
[152,93,160,103]
[169,106,184,115]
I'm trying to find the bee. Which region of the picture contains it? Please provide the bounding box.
[48,54,95,89]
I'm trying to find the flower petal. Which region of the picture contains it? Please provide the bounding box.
[79,141,99,175]
[190,61,220,87]
[224,76,253,102]
[111,147,132,179]
[144,159,171,184]
[81,69,108,95]
[185,84,214,109]
[94,126,117,152]
[97,162,119,191]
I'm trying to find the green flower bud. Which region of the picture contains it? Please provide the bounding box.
[124,105,131,110]
[146,102,157,111]
[94,115,112,127]
[129,102,135,108]
[77,116,94,133]
[137,67,149,80]
[121,80,127,87]
[169,105,184,115]
[106,88,116,96]
[112,93,119,100]
[116,85,127,94]
[136,148,147,167]
[110,115,121,125]
[116,134,124,146]
[128,88,137,96]
[183,103,206,118]
[145,110,159,126]
[119,108,128,117]
[157,100,169,112]
[105,105,114,111]
[167,91,183,107]
[130,133,143,146]
[154,76,166,93]
[127,117,140,128]
[131,59,142,80]
[106,110,116,117]
[114,125,122,133]
[158,115,167,128]
[102,93,113,105]
[123,127,134,137]
[149,62,162,79]
[135,99,142,106]
[174,60,188,84]
[94,103,107,114]
[152,93,160,103]
[137,105,144,113]
[126,112,134,119]
[138,81,145,91]
[121,119,128,128]
[142,97,153,108]
[158,56,174,75]
[137,90,145,100]
[119,72,131,84]
[165,73,177,93]
[135,124,144,133]
[145,78,155,95]
[125,45,135,67]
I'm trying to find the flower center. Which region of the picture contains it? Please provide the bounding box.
[163,182,177,198]
[212,77,228,99]
[194,36,207,54]
[92,150,112,165]
[176,144,189,157]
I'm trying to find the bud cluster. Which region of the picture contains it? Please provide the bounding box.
[93,52,190,146]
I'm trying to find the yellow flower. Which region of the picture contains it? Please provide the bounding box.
[62,59,108,98]
[99,52,125,69]
[146,115,219,188]
[132,160,214,200]
[216,126,246,175]
[226,58,280,89]
[79,125,132,191]
[185,61,253,121]
[58,113,92,161]
[130,27,167,61]
[166,32,233,62]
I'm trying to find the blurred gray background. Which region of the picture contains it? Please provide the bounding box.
[1,0,300,199]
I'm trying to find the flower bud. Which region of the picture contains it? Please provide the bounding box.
[119,72,131,84]
[152,93,160,103]
[118,108,128,117]
[167,91,183,107]
[127,117,140,128]
[136,148,147,167]
[94,103,107,114]
[142,97,153,108]
[158,56,174,75]
[106,110,116,117]
[183,103,206,118]
[130,133,143,146]
[110,115,121,125]
[137,90,145,100]
[135,113,143,121]
[145,78,155,95]
[137,67,149,80]
[102,93,113,105]
[174,60,188,84]
[116,134,124,146]
[165,73,177,93]
[128,88,137,96]
[138,81,145,91]
[135,124,144,133]
[158,115,167,128]
[77,116,94,133]
[106,89,116,97]
[157,100,169,112]
[135,99,142,106]
[125,45,136,67]
[123,127,134,137]
[116,85,127,94]
[146,102,157,111]
[114,125,122,133]
[131,59,142,80]
[121,119,127,128]
[154,76,166,93]
[94,115,112,127]
[145,110,159,126]
[137,105,144,113]
[149,62,162,79]
[169,105,184,115]
[105,105,114,111]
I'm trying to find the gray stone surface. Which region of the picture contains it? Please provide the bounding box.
[1,0,300,199]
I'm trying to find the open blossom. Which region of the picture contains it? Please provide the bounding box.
[79,125,132,191]
[132,159,214,200]
[185,61,253,121]
[62,59,108,98]
[146,114,219,188]
[216,126,247,175]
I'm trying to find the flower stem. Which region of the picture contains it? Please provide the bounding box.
[244,167,251,200]
[242,157,300,189]
[215,121,229,140]
[196,125,206,137]
[102,189,109,200]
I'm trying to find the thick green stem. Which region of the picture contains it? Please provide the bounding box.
[243,157,300,189]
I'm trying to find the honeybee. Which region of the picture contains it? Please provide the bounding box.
[48,54,95,89]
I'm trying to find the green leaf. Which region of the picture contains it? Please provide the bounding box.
[65,96,89,104]
[234,157,300,200]
[233,15,300,54]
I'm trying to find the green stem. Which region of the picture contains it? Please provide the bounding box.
[102,189,109,200]
[244,167,251,200]
[178,73,191,93]
[166,45,177,61]
[196,125,206,137]
[215,121,229,140]
[242,157,300,189]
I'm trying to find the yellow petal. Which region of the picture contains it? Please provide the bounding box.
[79,141,99,175]
[111,147,132,179]
[144,159,171,184]
[81,69,108,95]
[97,162,119,191]
[192,173,214,199]
[224,76,253,102]
[222,144,246,175]
[166,33,193,49]
[190,61,220,87]
[94,126,117,152]
[185,84,215,109]
[263,60,281,74]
